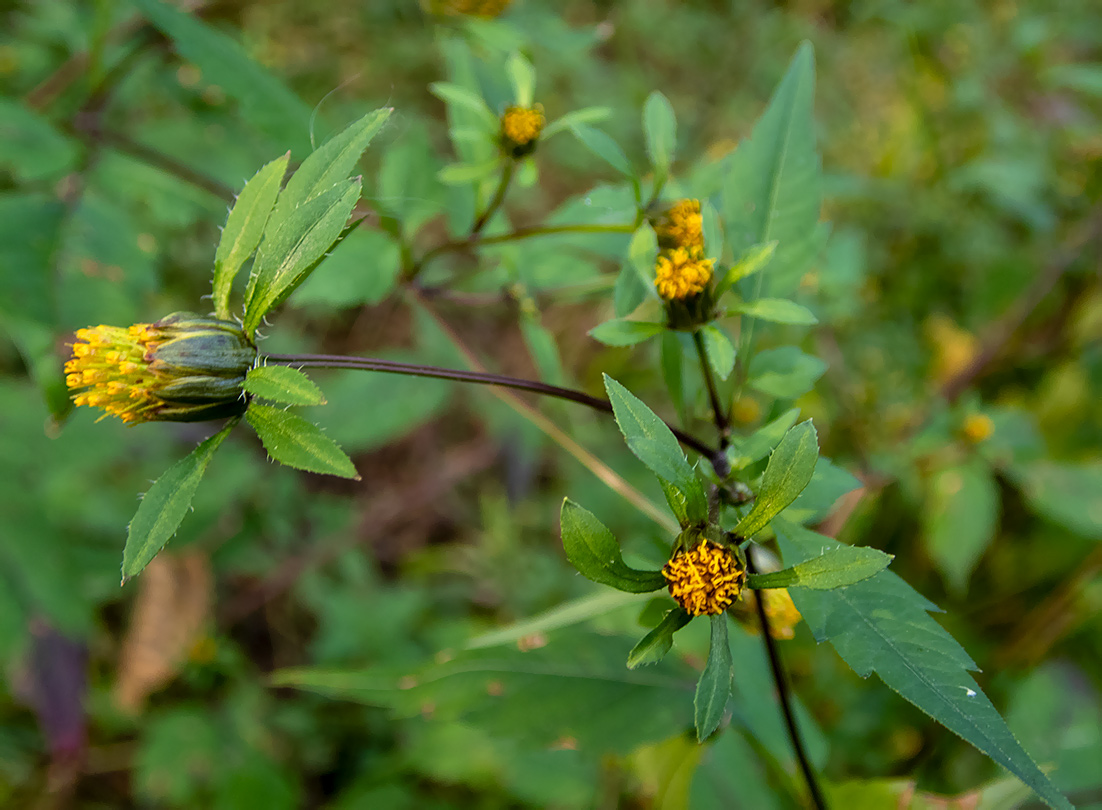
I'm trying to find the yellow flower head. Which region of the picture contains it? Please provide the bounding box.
[662,540,746,616]
[656,199,704,251]
[961,413,995,444]
[501,104,545,152]
[739,588,803,640]
[65,312,255,424]
[655,247,713,301]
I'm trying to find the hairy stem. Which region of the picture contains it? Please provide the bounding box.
[262,352,716,460]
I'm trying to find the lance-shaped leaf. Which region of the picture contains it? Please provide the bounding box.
[643,91,677,175]
[244,365,326,406]
[735,420,818,538]
[242,178,361,334]
[748,546,892,590]
[570,123,633,176]
[505,51,536,108]
[695,615,733,741]
[715,241,777,298]
[266,108,390,234]
[122,420,236,582]
[246,403,359,480]
[604,374,708,524]
[776,519,1073,810]
[700,324,735,381]
[722,42,821,299]
[589,319,664,347]
[628,607,692,669]
[212,152,288,319]
[560,499,666,593]
[730,298,818,326]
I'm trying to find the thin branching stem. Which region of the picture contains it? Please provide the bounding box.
[471,160,515,235]
[692,329,731,448]
[747,552,829,810]
[263,352,716,460]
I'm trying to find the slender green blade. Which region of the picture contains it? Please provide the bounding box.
[212,153,288,318]
[246,403,359,479]
[121,421,235,582]
[695,615,733,741]
[589,319,665,347]
[266,108,390,233]
[735,420,818,538]
[643,91,677,173]
[777,520,1073,810]
[244,365,326,406]
[700,324,735,381]
[628,607,692,669]
[570,123,633,176]
[731,298,818,325]
[560,499,667,593]
[723,42,821,299]
[748,546,892,590]
[242,179,361,334]
[603,374,708,523]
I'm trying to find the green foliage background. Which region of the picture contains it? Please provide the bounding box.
[1,1,1101,807]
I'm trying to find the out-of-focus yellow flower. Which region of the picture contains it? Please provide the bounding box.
[662,540,746,616]
[655,199,704,251]
[65,312,255,424]
[501,104,545,155]
[961,413,995,444]
[926,314,978,385]
[741,588,803,640]
[655,247,713,301]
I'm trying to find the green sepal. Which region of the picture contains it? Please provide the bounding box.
[627,607,691,669]
[560,499,666,593]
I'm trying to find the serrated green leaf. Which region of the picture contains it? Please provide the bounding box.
[266,108,390,234]
[776,520,1073,810]
[212,153,288,319]
[541,106,612,139]
[122,421,236,582]
[748,546,892,590]
[735,421,818,538]
[747,346,827,400]
[700,325,735,381]
[731,298,818,325]
[244,365,326,406]
[1008,460,1102,539]
[589,319,664,347]
[603,375,708,523]
[643,91,677,173]
[628,607,692,669]
[242,179,361,334]
[429,81,498,130]
[505,51,536,107]
[695,615,733,741]
[560,499,667,593]
[570,123,633,176]
[722,42,820,299]
[246,403,359,479]
[924,460,999,594]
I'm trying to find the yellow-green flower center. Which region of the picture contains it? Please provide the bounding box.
[662,541,745,616]
[501,105,545,147]
[655,247,713,301]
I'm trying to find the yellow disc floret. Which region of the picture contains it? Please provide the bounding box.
[961,413,995,444]
[654,247,714,301]
[501,105,545,149]
[656,199,704,251]
[662,540,746,616]
[65,313,255,424]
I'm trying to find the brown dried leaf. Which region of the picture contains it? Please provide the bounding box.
[114,551,211,713]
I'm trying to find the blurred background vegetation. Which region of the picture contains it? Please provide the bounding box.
[1,1,1101,807]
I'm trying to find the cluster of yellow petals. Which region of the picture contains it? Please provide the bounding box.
[657,198,704,251]
[654,247,714,301]
[65,324,162,423]
[501,105,545,147]
[662,540,746,616]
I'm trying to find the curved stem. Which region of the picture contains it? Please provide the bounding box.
[747,552,828,810]
[262,352,716,461]
[471,160,514,235]
[692,329,730,449]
